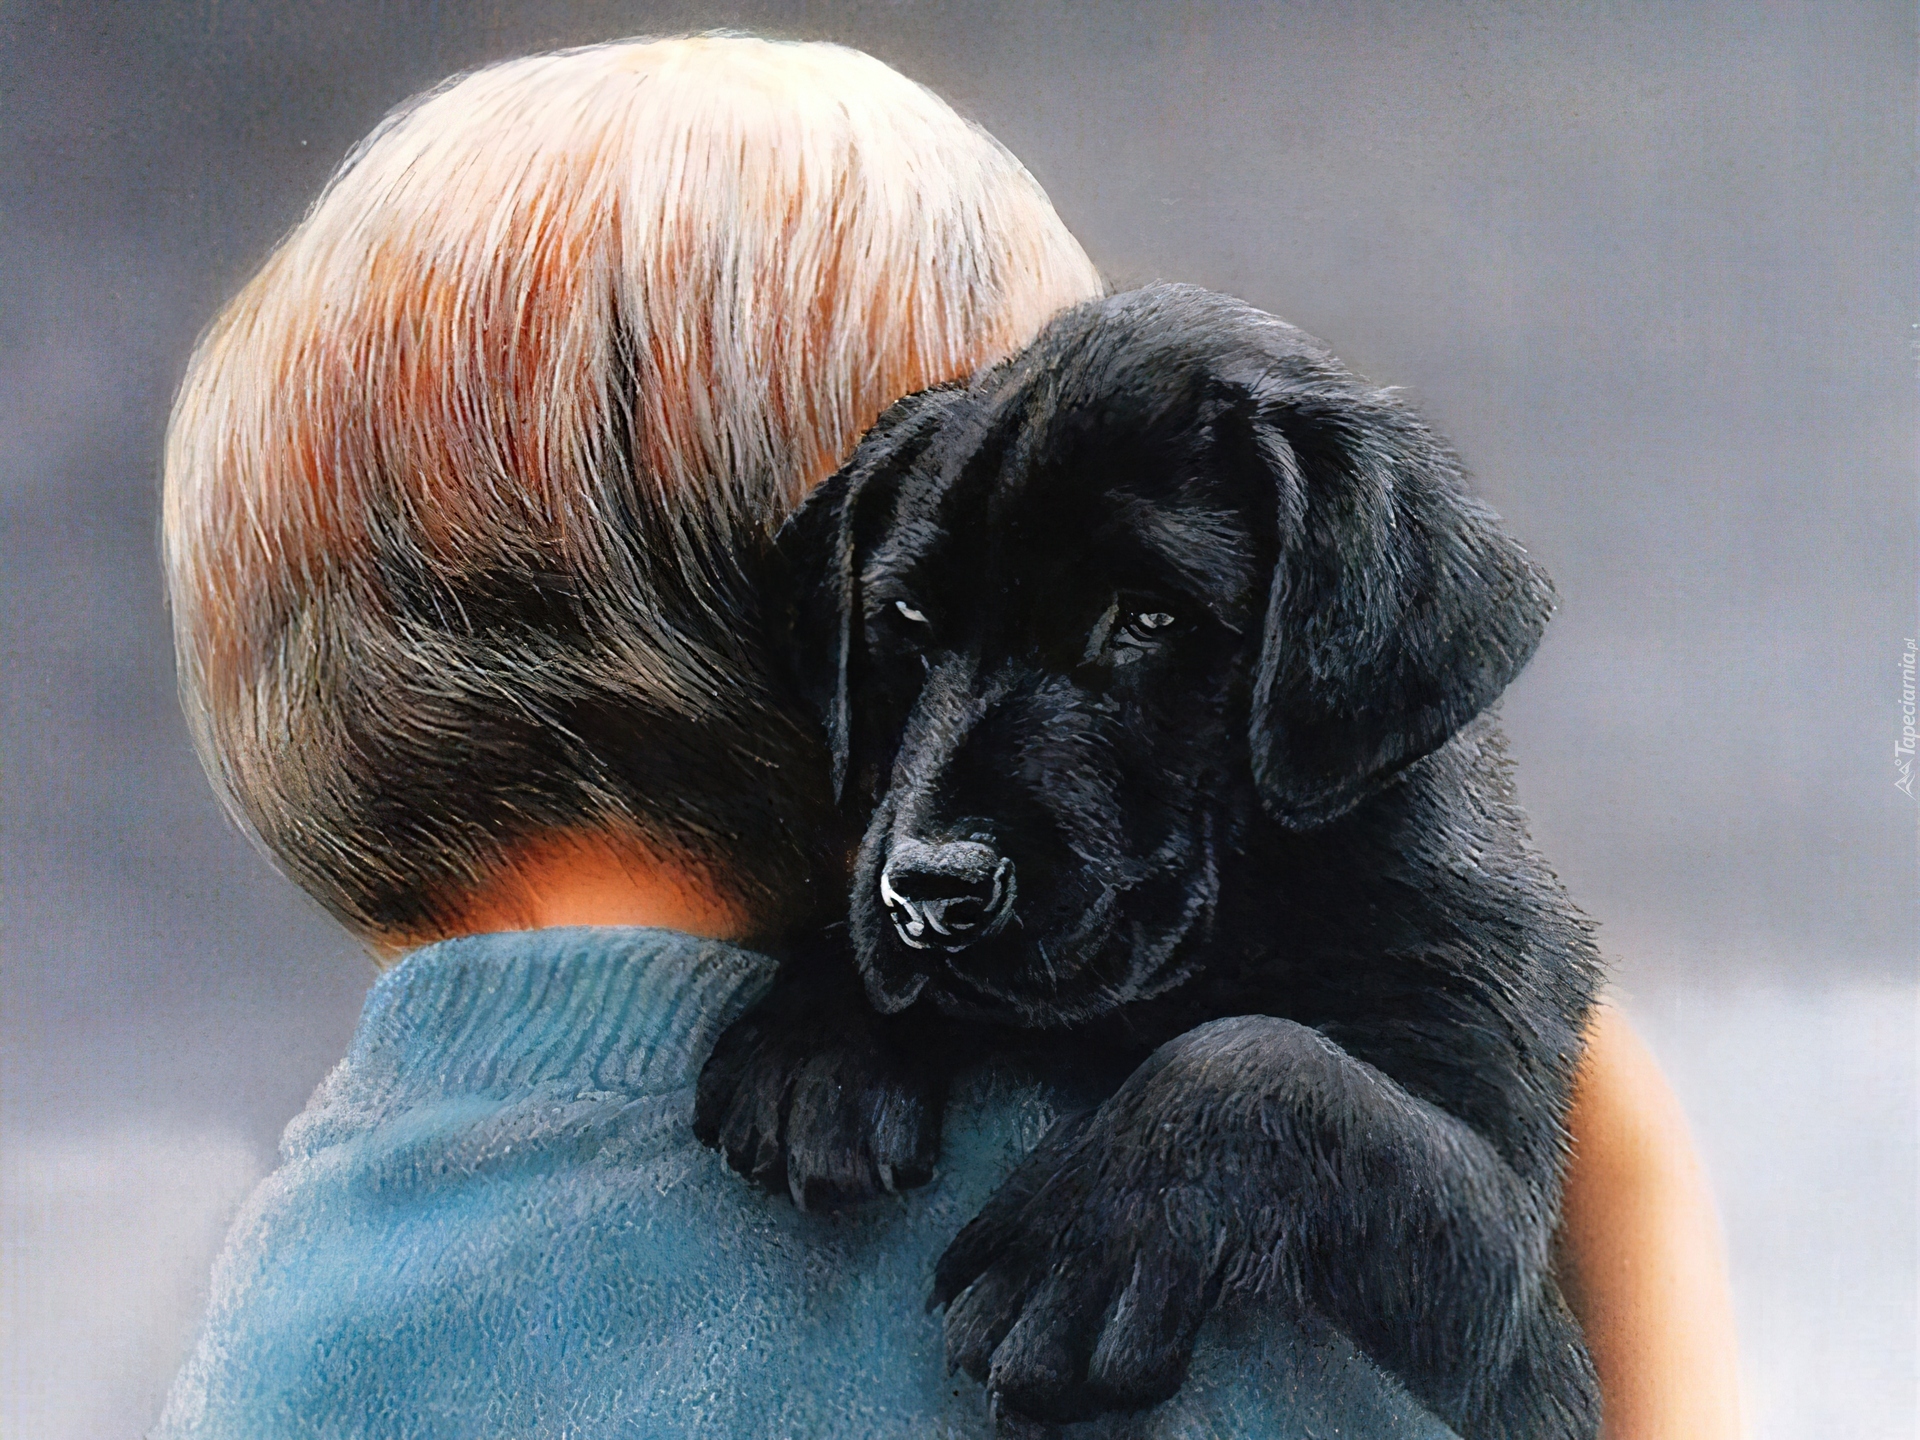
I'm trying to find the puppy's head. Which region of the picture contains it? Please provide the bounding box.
[778,285,1553,1026]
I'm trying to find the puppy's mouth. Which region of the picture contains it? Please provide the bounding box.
[858,837,1015,1013]
[861,818,1218,1026]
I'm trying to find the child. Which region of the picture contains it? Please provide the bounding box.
[160,34,1739,1438]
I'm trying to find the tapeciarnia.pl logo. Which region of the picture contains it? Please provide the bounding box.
[1897,638,1916,797]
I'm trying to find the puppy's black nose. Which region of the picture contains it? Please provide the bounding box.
[880,839,1016,952]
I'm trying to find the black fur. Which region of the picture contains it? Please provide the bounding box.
[694,286,1603,1438]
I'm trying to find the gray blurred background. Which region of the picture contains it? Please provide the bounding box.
[2,1,1913,1435]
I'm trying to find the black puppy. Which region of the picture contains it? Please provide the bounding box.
[696,285,1603,1439]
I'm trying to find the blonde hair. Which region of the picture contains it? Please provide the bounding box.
[164,34,1103,941]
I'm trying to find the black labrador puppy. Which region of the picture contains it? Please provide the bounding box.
[696,285,1603,1439]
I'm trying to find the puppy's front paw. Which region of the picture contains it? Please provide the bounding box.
[931,1111,1230,1425]
[695,1002,940,1212]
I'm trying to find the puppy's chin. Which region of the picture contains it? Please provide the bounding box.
[860,964,930,1015]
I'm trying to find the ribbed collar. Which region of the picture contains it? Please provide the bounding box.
[288,928,779,1155]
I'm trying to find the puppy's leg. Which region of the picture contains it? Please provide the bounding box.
[695,953,944,1212]
[932,1016,1598,1439]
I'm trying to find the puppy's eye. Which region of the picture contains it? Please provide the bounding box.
[1117,609,1177,645]
[1085,596,1183,668]
[895,601,930,625]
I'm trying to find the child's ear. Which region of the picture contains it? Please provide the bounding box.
[773,385,964,801]
[1235,360,1555,830]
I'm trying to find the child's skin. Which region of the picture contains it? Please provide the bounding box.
[409,834,1747,1437]
[1562,1002,1744,1438]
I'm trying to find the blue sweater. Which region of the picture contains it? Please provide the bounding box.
[156,927,1454,1439]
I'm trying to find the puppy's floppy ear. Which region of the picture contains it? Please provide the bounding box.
[1235,361,1555,830]
[773,385,962,801]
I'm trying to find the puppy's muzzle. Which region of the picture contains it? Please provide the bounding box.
[879,839,1016,954]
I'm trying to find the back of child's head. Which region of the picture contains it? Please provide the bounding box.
[163,34,1103,944]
